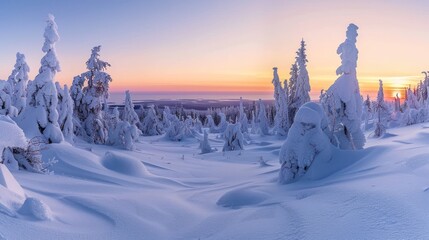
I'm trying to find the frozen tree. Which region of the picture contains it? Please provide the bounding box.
[162,106,173,129]
[272,67,289,136]
[7,52,30,114]
[279,104,332,184]
[289,40,310,124]
[123,91,139,126]
[0,81,18,117]
[374,80,390,137]
[207,115,217,133]
[110,121,139,150]
[194,116,203,133]
[238,97,248,133]
[321,24,365,150]
[141,105,162,136]
[166,115,186,141]
[18,14,63,143]
[222,123,244,151]
[288,62,298,124]
[363,95,372,130]
[200,130,214,154]
[56,83,74,142]
[72,46,112,143]
[394,93,401,112]
[250,110,257,134]
[217,112,228,133]
[257,99,270,135]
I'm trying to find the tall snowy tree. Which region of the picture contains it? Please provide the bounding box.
[272,67,289,136]
[374,80,390,137]
[18,14,63,143]
[238,97,248,133]
[321,24,365,150]
[72,46,112,144]
[257,99,270,135]
[288,62,298,124]
[7,52,30,114]
[289,40,310,124]
[56,83,74,142]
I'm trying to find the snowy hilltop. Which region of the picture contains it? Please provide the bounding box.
[0,15,429,239]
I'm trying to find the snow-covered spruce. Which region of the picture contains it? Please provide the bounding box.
[56,83,74,142]
[289,40,310,125]
[7,52,30,114]
[321,23,365,150]
[72,46,112,144]
[141,105,162,136]
[222,123,244,152]
[374,80,390,137]
[238,97,249,134]
[279,104,332,184]
[200,130,214,154]
[18,14,63,144]
[256,99,270,135]
[272,67,289,136]
[165,114,186,141]
[0,81,18,117]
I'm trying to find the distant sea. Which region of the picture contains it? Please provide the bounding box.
[108,91,321,104]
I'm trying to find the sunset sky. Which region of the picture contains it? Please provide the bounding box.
[0,0,428,100]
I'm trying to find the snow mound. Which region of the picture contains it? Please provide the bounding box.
[217,188,269,209]
[0,165,25,198]
[19,197,52,220]
[0,164,25,216]
[101,151,150,177]
[0,116,27,151]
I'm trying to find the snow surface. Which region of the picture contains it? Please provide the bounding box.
[2,125,429,239]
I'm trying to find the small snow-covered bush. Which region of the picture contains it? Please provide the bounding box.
[222,123,244,152]
[279,104,332,184]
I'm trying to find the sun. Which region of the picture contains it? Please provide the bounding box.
[392,91,401,98]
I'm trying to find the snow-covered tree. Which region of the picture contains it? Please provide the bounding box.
[257,99,270,135]
[141,105,162,136]
[238,97,248,133]
[289,40,311,124]
[18,14,63,143]
[0,81,18,117]
[272,67,289,136]
[321,23,365,150]
[250,110,257,134]
[166,115,186,141]
[200,130,214,154]
[7,52,30,114]
[279,104,332,184]
[222,123,244,151]
[73,46,112,144]
[288,62,298,124]
[363,95,372,131]
[56,83,74,142]
[374,80,390,137]
[162,106,173,129]
[123,91,139,126]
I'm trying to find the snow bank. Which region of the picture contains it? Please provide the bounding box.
[216,188,269,209]
[0,116,27,151]
[101,151,150,177]
[0,164,25,216]
[19,197,52,220]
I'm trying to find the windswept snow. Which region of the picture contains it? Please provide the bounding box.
[0,125,427,239]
